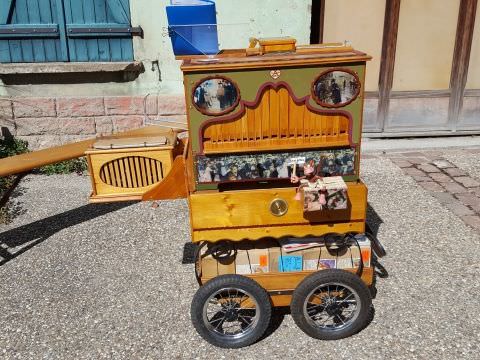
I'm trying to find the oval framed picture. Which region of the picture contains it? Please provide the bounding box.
[311,69,361,108]
[192,75,240,116]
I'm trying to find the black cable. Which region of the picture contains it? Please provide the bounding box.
[344,233,364,277]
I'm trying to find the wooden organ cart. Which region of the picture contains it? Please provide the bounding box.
[180,39,384,348]
[0,39,386,349]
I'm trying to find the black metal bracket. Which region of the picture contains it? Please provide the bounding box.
[0,27,58,35]
[67,26,144,39]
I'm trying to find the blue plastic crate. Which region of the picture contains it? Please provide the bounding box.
[166,0,219,55]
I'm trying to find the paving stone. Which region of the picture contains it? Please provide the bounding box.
[400,151,427,157]
[430,191,476,216]
[441,182,468,194]
[419,181,444,192]
[469,187,480,197]
[442,199,475,216]
[412,175,431,182]
[390,159,412,168]
[429,172,453,183]
[461,215,480,231]
[403,167,426,177]
[454,176,480,188]
[402,157,430,165]
[418,164,441,173]
[443,167,467,177]
[455,193,480,207]
[431,191,456,203]
[431,159,455,169]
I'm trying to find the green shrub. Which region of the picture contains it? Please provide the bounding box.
[39,157,88,175]
[0,136,29,194]
[0,135,29,159]
[0,136,29,223]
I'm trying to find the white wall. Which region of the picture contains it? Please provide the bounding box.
[0,0,311,97]
[132,0,311,95]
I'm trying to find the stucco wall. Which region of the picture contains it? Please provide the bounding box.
[323,0,385,92]
[392,0,460,92]
[0,0,311,98]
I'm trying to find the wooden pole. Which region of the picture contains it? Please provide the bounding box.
[448,0,478,130]
[377,0,401,130]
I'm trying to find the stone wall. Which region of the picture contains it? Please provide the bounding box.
[0,95,186,150]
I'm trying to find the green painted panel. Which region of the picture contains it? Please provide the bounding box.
[184,62,366,191]
[184,62,367,153]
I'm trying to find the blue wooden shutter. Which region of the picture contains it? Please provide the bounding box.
[0,0,68,62]
[63,0,134,62]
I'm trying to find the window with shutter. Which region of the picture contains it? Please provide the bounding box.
[0,0,137,63]
[64,0,134,62]
[0,0,68,62]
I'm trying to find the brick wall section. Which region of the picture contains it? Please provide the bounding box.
[0,95,187,149]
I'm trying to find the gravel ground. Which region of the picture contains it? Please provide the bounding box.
[1,154,479,359]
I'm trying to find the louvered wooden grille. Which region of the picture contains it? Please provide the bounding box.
[203,87,350,153]
[99,156,164,188]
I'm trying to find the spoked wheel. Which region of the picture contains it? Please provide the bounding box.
[191,274,272,348]
[291,269,372,340]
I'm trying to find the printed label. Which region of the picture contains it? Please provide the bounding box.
[235,264,251,275]
[259,255,268,267]
[336,258,353,269]
[303,259,318,271]
[279,255,303,272]
[251,264,268,274]
[319,259,336,269]
[361,249,371,267]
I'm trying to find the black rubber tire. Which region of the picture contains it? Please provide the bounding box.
[290,269,372,340]
[191,274,272,348]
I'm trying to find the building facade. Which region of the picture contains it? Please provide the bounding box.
[0,0,478,149]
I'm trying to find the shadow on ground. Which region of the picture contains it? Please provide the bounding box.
[0,202,134,266]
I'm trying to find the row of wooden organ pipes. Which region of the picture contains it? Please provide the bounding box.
[203,87,350,153]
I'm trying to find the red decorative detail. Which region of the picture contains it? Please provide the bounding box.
[198,82,355,154]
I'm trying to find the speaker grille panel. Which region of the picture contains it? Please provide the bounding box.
[99,156,164,188]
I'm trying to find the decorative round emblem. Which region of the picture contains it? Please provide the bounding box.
[270,198,288,217]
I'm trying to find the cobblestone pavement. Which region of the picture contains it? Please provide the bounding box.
[380,149,480,232]
[0,146,479,359]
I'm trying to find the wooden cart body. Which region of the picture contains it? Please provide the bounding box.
[178,43,372,304]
